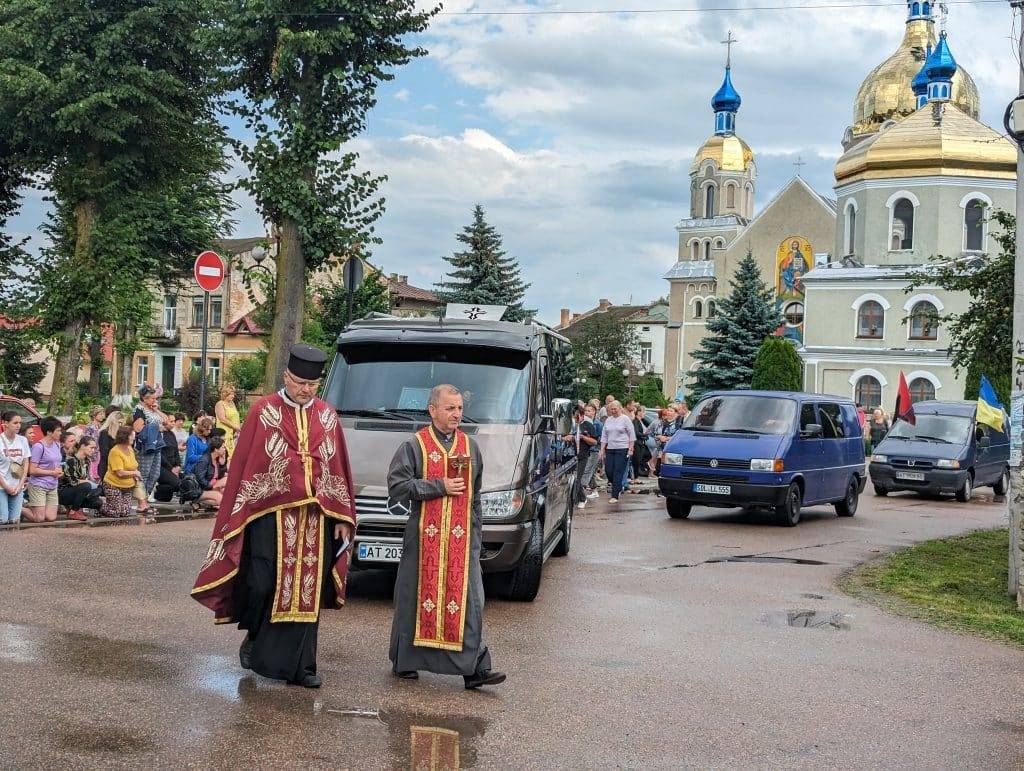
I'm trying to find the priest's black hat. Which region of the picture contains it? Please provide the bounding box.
[286,344,328,380]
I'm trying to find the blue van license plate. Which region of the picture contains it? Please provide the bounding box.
[693,483,731,495]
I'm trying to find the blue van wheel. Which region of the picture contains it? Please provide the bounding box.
[835,478,859,517]
[775,483,802,527]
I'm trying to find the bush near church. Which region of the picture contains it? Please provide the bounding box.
[750,336,803,392]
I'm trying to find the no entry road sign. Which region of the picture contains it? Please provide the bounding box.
[194,250,225,293]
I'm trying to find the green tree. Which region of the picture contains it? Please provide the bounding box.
[908,209,1013,408]
[320,268,391,346]
[226,356,265,393]
[634,375,668,408]
[436,205,534,322]
[689,252,782,401]
[0,0,232,413]
[565,313,639,389]
[601,366,628,404]
[222,2,436,390]
[751,336,804,392]
[0,320,46,398]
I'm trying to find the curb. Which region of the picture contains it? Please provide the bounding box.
[0,505,216,533]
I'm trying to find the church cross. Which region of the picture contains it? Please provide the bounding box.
[794,156,806,175]
[721,30,738,68]
[449,454,471,475]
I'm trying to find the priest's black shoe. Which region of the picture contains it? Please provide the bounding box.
[239,636,253,670]
[393,670,419,680]
[300,673,322,689]
[464,670,506,689]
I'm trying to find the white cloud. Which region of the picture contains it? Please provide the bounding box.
[394,88,410,102]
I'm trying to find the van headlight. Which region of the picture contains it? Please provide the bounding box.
[662,452,683,466]
[480,488,526,520]
[871,454,888,463]
[935,459,960,469]
[750,458,784,472]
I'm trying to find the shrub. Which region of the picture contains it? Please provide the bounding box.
[226,355,264,393]
[750,336,803,392]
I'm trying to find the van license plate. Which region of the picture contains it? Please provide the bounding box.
[357,542,403,563]
[896,471,925,481]
[693,483,731,495]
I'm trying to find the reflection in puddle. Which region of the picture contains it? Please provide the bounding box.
[760,609,853,630]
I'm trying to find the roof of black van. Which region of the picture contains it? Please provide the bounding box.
[699,390,854,404]
[909,400,977,417]
[337,316,567,352]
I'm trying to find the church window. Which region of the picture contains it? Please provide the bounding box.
[909,301,938,340]
[909,377,936,403]
[855,376,882,409]
[707,300,717,317]
[890,198,914,250]
[911,2,920,14]
[691,241,700,260]
[704,185,716,218]
[784,302,804,327]
[844,203,857,256]
[726,184,736,209]
[694,300,703,319]
[964,198,986,251]
[704,241,712,260]
[857,301,884,338]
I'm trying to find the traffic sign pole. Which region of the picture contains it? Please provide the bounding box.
[199,290,210,411]
[192,250,225,412]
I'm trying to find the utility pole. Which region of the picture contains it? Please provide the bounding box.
[1008,0,1024,607]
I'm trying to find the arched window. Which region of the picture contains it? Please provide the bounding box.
[726,184,736,209]
[923,2,930,13]
[855,376,882,409]
[857,300,884,338]
[909,378,935,403]
[911,2,920,14]
[694,300,703,319]
[964,198,986,251]
[691,241,700,260]
[784,301,804,327]
[844,203,857,256]
[707,300,717,318]
[891,198,914,250]
[704,185,716,218]
[909,301,938,340]
[704,241,712,260]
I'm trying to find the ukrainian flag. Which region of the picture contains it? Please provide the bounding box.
[976,376,1006,432]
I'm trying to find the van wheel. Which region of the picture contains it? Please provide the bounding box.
[775,483,802,527]
[666,499,691,519]
[994,468,1010,496]
[552,500,572,557]
[954,473,973,503]
[835,478,859,517]
[873,485,888,497]
[498,518,544,601]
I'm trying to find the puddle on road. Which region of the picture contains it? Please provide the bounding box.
[760,609,853,630]
[58,726,156,755]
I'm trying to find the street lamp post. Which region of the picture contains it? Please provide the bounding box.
[241,244,274,305]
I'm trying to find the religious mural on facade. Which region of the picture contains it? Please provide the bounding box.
[775,235,810,343]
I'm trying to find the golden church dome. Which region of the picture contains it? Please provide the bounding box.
[835,102,1016,185]
[692,133,754,173]
[852,19,979,136]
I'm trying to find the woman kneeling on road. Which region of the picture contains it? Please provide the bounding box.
[103,426,151,519]
[192,436,228,510]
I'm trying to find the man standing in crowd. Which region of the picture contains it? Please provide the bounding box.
[574,405,599,509]
[388,384,505,690]
[192,344,356,689]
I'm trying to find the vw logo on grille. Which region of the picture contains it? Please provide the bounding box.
[709,458,719,468]
[907,460,915,467]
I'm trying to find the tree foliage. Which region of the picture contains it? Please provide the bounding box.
[634,375,668,408]
[221,1,436,388]
[908,209,1014,408]
[566,313,639,384]
[751,336,804,392]
[689,252,782,401]
[226,356,265,393]
[320,268,391,346]
[436,205,534,322]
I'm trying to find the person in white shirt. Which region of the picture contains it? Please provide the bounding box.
[0,411,31,525]
[598,400,635,503]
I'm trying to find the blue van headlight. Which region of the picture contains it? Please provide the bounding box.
[871,454,888,463]
[480,488,526,520]
[751,458,784,472]
[935,459,960,469]
[662,452,683,466]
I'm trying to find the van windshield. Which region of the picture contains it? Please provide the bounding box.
[886,414,973,444]
[325,344,531,425]
[685,395,796,435]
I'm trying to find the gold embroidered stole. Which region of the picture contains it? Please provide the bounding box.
[271,505,324,622]
[413,426,473,650]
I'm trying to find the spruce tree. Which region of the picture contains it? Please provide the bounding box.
[436,205,534,322]
[689,252,783,400]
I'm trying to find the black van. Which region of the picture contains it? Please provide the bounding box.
[868,400,1010,501]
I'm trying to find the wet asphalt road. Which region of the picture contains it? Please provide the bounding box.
[0,488,1021,770]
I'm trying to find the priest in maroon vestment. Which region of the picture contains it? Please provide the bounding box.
[192,344,356,688]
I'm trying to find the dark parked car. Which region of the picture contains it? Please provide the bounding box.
[0,393,42,445]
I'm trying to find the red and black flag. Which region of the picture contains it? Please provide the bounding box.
[894,371,916,426]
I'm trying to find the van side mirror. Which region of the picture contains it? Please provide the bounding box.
[550,397,573,436]
[801,423,823,438]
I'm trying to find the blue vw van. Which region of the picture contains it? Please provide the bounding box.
[868,400,1010,502]
[658,391,866,526]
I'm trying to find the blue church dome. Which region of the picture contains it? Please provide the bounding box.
[924,32,957,81]
[911,48,930,96]
[711,67,741,113]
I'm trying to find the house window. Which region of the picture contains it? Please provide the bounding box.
[783,301,805,327]
[694,300,703,319]
[855,376,882,409]
[704,185,716,218]
[857,301,884,338]
[191,297,205,328]
[844,203,856,256]
[909,377,935,403]
[191,296,223,328]
[726,184,736,209]
[909,301,938,340]
[707,300,717,318]
[208,357,221,387]
[890,198,914,250]
[640,343,652,367]
[163,294,177,331]
[964,198,986,251]
[137,357,149,387]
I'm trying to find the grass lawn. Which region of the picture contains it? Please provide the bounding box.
[841,528,1024,648]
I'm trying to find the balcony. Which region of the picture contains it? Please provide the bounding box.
[144,326,181,346]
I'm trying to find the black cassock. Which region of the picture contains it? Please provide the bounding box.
[231,513,338,683]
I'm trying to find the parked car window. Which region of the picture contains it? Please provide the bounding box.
[799,403,818,432]
[818,403,845,439]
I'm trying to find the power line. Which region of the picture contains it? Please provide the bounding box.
[436,0,1004,15]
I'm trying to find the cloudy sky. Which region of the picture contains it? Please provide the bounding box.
[8,1,1018,324]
